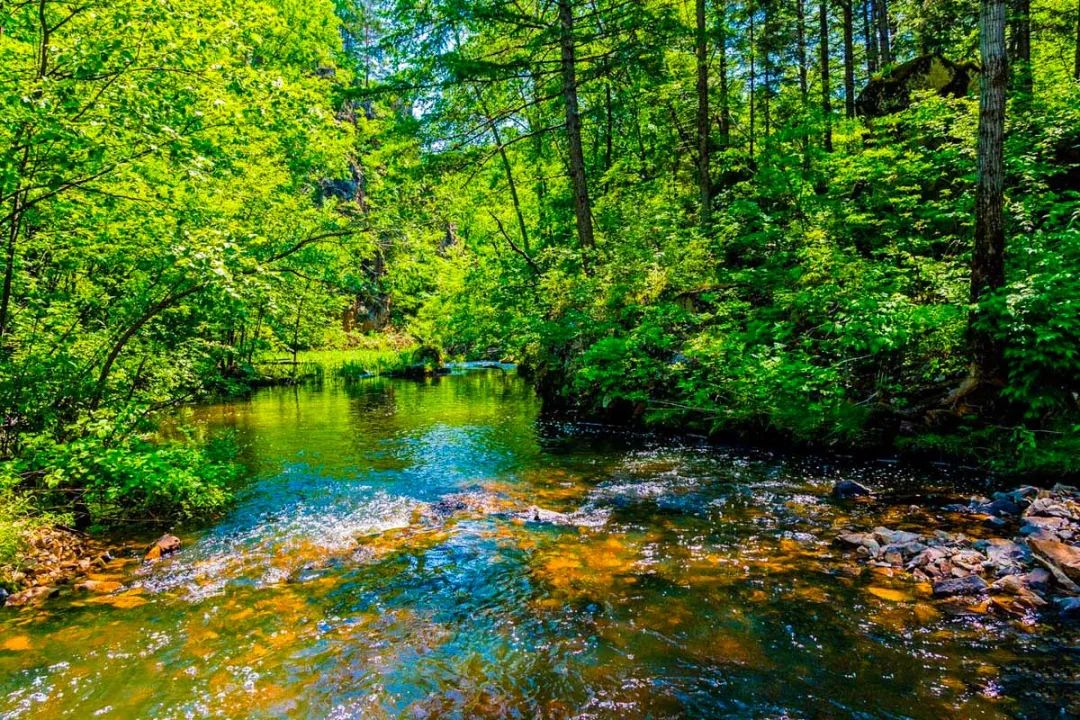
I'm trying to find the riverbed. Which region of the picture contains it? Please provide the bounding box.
[0,369,1076,718]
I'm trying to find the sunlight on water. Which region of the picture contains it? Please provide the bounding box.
[0,370,1076,719]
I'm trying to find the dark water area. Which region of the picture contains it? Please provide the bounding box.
[1,370,1077,719]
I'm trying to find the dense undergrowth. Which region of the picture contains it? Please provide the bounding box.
[416,90,1080,477]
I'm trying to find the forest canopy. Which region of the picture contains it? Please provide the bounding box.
[1,0,1079,532]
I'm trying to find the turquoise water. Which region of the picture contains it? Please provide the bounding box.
[0,370,1076,718]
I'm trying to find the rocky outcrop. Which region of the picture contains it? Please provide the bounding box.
[856,54,978,117]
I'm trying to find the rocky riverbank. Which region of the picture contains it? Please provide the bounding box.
[833,482,1080,618]
[0,526,114,607]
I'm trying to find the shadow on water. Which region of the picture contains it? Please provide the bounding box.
[1,370,1077,719]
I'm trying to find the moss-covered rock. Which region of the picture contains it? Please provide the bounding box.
[856,55,978,117]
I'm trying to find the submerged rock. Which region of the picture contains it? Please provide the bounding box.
[515,506,574,524]
[145,534,182,561]
[5,585,60,607]
[832,480,873,500]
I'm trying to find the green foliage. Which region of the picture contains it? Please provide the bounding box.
[7,429,241,528]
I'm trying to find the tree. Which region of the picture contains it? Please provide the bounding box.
[696,0,712,225]
[875,0,892,66]
[841,1,856,118]
[969,0,1008,388]
[558,0,597,253]
[820,0,834,151]
[1075,0,1080,80]
[1011,0,1033,96]
[864,0,879,75]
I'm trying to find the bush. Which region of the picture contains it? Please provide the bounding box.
[10,430,241,529]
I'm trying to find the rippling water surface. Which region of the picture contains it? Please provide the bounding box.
[1,370,1077,719]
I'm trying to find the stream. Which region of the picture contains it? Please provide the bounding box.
[0,369,1077,718]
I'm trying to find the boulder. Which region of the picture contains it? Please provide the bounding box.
[990,574,1046,607]
[872,527,921,546]
[1028,539,1080,592]
[856,54,979,117]
[5,585,59,607]
[932,575,989,598]
[831,480,873,500]
[836,532,873,548]
[1020,515,1072,541]
[1025,497,1080,521]
[144,534,182,561]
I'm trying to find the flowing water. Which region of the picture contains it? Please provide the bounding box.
[1,369,1077,719]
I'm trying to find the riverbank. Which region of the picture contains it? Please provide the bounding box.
[828,479,1080,619]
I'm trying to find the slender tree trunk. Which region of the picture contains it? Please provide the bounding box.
[842,1,856,118]
[1075,0,1080,80]
[820,0,833,152]
[1011,0,1033,96]
[718,1,731,150]
[696,0,711,226]
[290,282,311,378]
[0,188,23,337]
[875,0,891,66]
[604,82,614,184]
[749,2,756,162]
[557,0,596,253]
[969,0,1008,387]
[864,0,879,75]
[797,0,812,170]
[479,93,531,253]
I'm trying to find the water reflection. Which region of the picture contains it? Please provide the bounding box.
[0,371,1076,719]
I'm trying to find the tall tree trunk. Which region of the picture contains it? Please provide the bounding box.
[796,0,809,101]
[557,0,596,253]
[1075,0,1080,80]
[749,2,757,162]
[604,82,614,186]
[842,1,856,118]
[1011,0,1033,96]
[820,0,833,152]
[969,0,1008,387]
[875,0,892,66]
[479,92,531,253]
[796,0,811,169]
[696,0,711,226]
[863,0,879,75]
[718,1,731,150]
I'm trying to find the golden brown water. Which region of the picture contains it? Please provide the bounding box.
[0,370,1077,718]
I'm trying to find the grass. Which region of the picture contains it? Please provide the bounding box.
[253,345,423,383]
